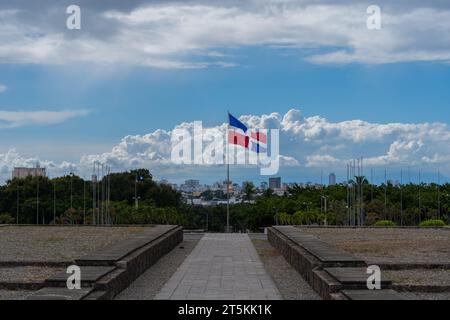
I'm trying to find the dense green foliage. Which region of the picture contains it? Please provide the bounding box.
[374,220,397,227]
[419,219,447,227]
[0,169,183,225]
[1,169,449,231]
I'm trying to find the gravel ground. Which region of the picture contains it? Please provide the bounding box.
[249,234,321,300]
[297,227,450,265]
[0,226,147,262]
[0,290,33,300]
[385,269,450,286]
[402,292,450,300]
[0,266,64,283]
[115,233,203,300]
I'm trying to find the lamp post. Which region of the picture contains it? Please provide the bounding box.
[70,172,74,209]
[303,202,310,212]
[53,180,56,224]
[321,195,328,226]
[16,184,20,225]
[36,175,39,225]
[83,178,86,224]
[274,206,278,225]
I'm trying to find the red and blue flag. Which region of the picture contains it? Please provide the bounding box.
[228,113,267,153]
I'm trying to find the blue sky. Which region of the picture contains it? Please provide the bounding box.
[2,51,449,142]
[1,1,450,184]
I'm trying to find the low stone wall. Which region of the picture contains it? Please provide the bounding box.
[268,227,321,284]
[90,225,183,299]
[27,225,183,300]
[268,226,404,300]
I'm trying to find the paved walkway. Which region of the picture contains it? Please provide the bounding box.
[154,233,282,300]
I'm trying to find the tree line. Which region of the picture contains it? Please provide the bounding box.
[0,169,183,225]
[0,169,448,230]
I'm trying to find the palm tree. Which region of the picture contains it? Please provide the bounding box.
[243,181,255,201]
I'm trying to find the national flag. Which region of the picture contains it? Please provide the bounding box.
[250,130,267,153]
[228,112,249,148]
[228,113,248,133]
[228,113,267,153]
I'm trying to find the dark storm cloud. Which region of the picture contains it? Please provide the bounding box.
[0,0,449,67]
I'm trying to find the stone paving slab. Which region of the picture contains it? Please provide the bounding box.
[155,234,282,300]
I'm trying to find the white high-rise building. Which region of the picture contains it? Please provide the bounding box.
[12,164,46,179]
[329,173,337,186]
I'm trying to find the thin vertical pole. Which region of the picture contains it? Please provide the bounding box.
[384,168,387,220]
[36,176,39,225]
[400,169,403,226]
[101,164,104,224]
[371,168,374,202]
[438,169,441,220]
[97,163,100,224]
[419,169,422,224]
[134,172,138,209]
[226,113,230,233]
[70,172,73,209]
[16,183,20,224]
[346,163,349,226]
[53,180,56,224]
[226,162,230,233]
[361,157,364,226]
[320,168,323,215]
[83,178,86,224]
[92,162,96,225]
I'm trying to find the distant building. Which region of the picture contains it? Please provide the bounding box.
[329,173,337,186]
[12,165,46,179]
[159,179,169,185]
[185,179,200,188]
[269,177,281,189]
[180,179,201,192]
[260,181,268,190]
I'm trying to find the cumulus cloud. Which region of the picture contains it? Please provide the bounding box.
[0,1,449,68]
[0,109,90,128]
[1,108,450,183]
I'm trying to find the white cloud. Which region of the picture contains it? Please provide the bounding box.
[0,84,6,93]
[2,108,450,183]
[0,109,90,129]
[0,2,450,68]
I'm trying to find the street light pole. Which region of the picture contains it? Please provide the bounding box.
[70,172,73,209]
[83,178,86,224]
[16,184,20,225]
[36,175,39,225]
[438,169,441,220]
[53,180,56,224]
[400,169,403,226]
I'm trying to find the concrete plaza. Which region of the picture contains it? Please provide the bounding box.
[154,233,282,300]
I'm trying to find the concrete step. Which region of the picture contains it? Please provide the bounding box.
[341,289,406,300]
[324,267,392,289]
[26,287,93,300]
[45,266,115,287]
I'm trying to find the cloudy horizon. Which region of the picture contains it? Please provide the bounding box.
[1,109,449,185]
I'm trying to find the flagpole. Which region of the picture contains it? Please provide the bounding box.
[226,111,230,233]
[227,162,230,233]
